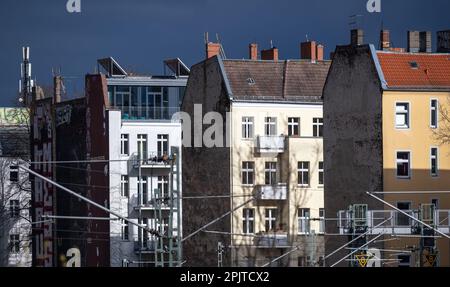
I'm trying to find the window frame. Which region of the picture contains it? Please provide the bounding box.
[265,208,278,232]
[313,118,323,137]
[10,200,20,218]
[431,147,439,177]
[157,134,169,157]
[9,165,19,183]
[395,102,410,130]
[120,175,129,198]
[298,208,311,235]
[430,99,438,129]
[264,162,277,185]
[243,208,255,234]
[297,161,310,187]
[318,161,324,186]
[264,117,277,136]
[9,234,20,253]
[121,219,129,241]
[242,117,254,140]
[396,151,412,179]
[319,208,325,235]
[242,162,255,186]
[120,134,129,156]
[288,117,300,137]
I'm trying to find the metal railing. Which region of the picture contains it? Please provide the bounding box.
[257,184,288,200]
[256,135,286,153]
[112,106,180,121]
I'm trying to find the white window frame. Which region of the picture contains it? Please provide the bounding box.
[157,176,169,204]
[10,200,20,218]
[137,176,148,205]
[243,208,255,234]
[288,117,300,137]
[121,219,129,241]
[265,208,278,232]
[242,117,254,139]
[318,161,324,187]
[264,117,277,136]
[395,102,410,130]
[137,134,148,160]
[242,162,255,186]
[297,161,310,187]
[157,134,169,157]
[431,147,439,177]
[319,208,325,234]
[396,151,411,179]
[430,99,438,129]
[120,175,129,198]
[313,118,323,137]
[298,208,311,235]
[120,134,129,156]
[264,162,277,185]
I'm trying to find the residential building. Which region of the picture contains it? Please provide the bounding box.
[323,30,450,267]
[182,42,330,267]
[0,107,31,267]
[30,58,187,267]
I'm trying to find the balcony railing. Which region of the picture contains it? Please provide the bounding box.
[111,106,180,121]
[337,209,450,235]
[254,232,289,248]
[256,136,286,154]
[129,153,172,169]
[257,184,287,200]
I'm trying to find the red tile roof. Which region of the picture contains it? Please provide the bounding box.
[376,52,450,90]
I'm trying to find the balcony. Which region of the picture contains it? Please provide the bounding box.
[256,136,285,154]
[129,153,172,170]
[257,184,287,200]
[115,106,180,121]
[254,233,289,248]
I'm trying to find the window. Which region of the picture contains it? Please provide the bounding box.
[9,234,20,253]
[264,117,277,136]
[120,175,129,197]
[430,100,438,129]
[264,162,277,185]
[432,199,439,209]
[398,255,411,267]
[396,202,411,226]
[319,208,325,234]
[243,209,255,234]
[297,162,310,186]
[157,134,169,157]
[288,118,300,137]
[395,103,410,129]
[242,162,255,185]
[298,208,310,234]
[318,162,324,186]
[157,176,169,205]
[265,208,278,232]
[9,166,19,182]
[10,200,20,218]
[137,176,148,205]
[313,118,323,137]
[120,134,129,156]
[396,152,411,178]
[137,134,148,160]
[121,219,129,241]
[242,117,254,139]
[431,148,438,177]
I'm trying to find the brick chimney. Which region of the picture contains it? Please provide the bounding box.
[380,30,390,50]
[407,31,420,53]
[351,29,364,46]
[301,41,317,61]
[261,47,279,61]
[437,30,450,53]
[316,44,324,61]
[206,42,221,59]
[249,43,258,60]
[54,76,62,104]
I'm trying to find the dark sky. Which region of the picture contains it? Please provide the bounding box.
[1,0,449,105]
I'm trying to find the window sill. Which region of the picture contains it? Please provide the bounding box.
[395,126,410,130]
[396,176,411,180]
[297,185,310,188]
[242,184,255,188]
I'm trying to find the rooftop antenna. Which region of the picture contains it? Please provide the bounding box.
[270,40,274,48]
[306,34,309,42]
[19,47,35,105]
[216,33,227,59]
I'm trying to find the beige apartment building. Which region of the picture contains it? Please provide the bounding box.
[182,42,330,267]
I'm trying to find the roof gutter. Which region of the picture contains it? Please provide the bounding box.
[217,56,234,101]
[370,44,388,90]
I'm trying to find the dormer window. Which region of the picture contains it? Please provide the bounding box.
[247,78,256,85]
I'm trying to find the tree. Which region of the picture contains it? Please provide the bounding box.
[433,97,450,145]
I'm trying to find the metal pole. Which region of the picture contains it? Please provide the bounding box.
[366,192,450,240]
[331,232,385,267]
[42,215,119,221]
[181,197,255,243]
[261,246,300,267]
[19,164,161,237]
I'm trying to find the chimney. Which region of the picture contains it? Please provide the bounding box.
[407,31,420,53]
[437,30,450,53]
[419,31,432,53]
[351,29,364,46]
[261,47,279,61]
[249,43,258,60]
[54,76,62,104]
[301,41,317,61]
[206,42,221,59]
[380,30,390,50]
[316,44,324,61]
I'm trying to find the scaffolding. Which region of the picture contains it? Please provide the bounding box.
[135,147,181,267]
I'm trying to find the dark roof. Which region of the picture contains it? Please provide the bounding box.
[0,126,29,158]
[376,51,450,90]
[222,59,331,103]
